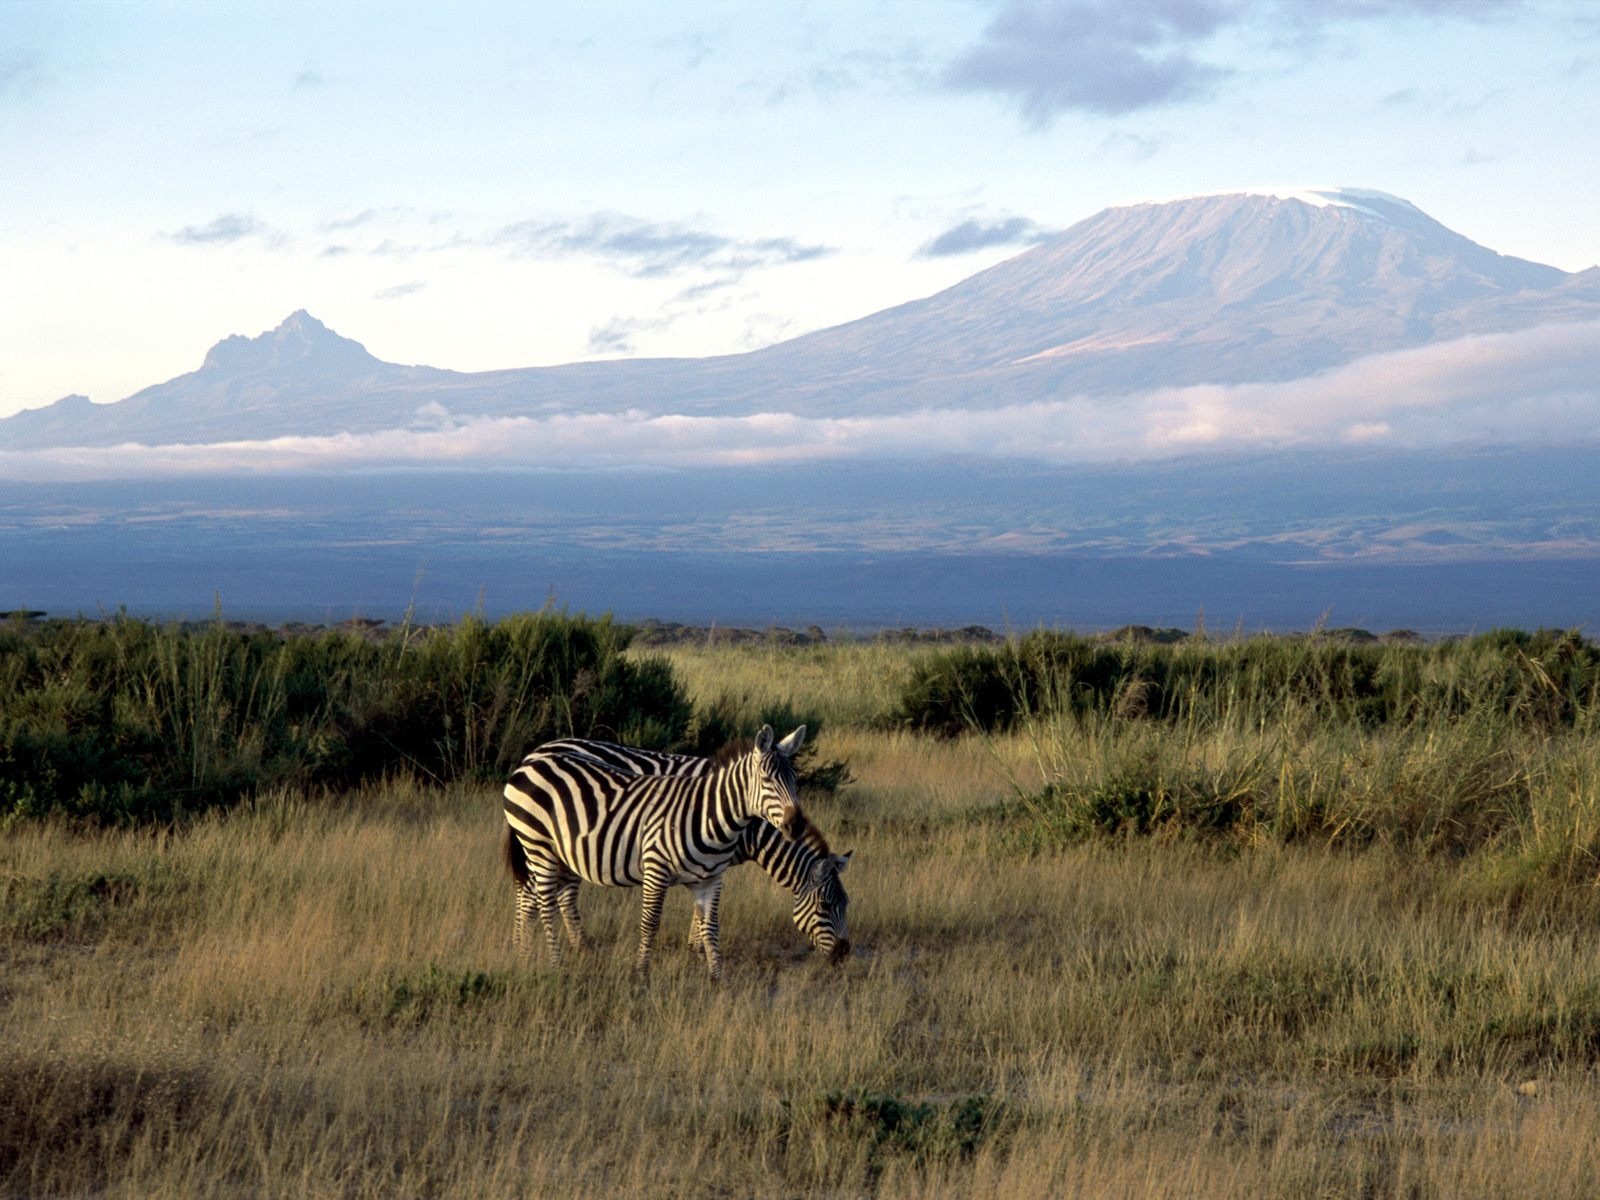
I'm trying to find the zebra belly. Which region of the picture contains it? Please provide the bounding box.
[640,811,743,886]
[652,857,734,888]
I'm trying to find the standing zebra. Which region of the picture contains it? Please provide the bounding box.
[536,737,852,964]
[503,725,807,979]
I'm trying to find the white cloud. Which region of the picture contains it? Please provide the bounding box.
[373,280,426,301]
[2,321,1595,481]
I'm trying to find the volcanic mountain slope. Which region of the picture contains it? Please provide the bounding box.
[5,189,1598,448]
[754,190,1592,397]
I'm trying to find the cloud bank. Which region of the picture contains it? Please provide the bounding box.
[2,322,1595,482]
[942,0,1236,122]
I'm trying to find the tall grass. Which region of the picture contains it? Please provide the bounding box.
[649,636,948,732]
[1005,705,1600,870]
[907,632,1600,894]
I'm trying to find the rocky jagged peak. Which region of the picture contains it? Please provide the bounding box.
[200,310,379,374]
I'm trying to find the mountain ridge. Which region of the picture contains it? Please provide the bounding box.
[5,189,1597,450]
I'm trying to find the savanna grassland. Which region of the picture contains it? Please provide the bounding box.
[4,616,1600,1198]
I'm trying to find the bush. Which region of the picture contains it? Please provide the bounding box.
[896,628,1600,737]
[0,610,692,826]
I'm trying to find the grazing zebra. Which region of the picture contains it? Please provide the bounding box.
[503,725,806,979]
[537,737,852,964]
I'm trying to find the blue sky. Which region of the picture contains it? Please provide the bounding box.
[3,0,1598,419]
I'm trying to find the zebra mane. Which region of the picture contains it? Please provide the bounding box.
[709,738,829,856]
[712,738,754,766]
[793,809,832,858]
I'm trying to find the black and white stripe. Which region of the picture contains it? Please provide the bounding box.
[538,737,852,964]
[503,725,806,979]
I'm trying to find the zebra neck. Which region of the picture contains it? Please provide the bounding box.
[740,823,822,891]
[697,764,770,851]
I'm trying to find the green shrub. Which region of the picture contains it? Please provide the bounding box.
[0,610,692,826]
[380,964,508,1026]
[896,628,1600,737]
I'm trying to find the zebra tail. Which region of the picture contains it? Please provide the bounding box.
[502,824,529,887]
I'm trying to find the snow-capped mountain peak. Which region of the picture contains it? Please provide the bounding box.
[1137,187,1427,224]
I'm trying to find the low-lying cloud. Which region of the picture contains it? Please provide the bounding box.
[3,321,1595,481]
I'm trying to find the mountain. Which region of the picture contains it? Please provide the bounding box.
[750,189,1595,401]
[0,311,458,448]
[6,189,1599,449]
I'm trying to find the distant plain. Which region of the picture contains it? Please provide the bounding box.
[5,448,1599,634]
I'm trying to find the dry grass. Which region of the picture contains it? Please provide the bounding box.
[6,721,1600,1197]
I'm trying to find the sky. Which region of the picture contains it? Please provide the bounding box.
[3,0,1599,422]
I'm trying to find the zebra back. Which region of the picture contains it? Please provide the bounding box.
[530,738,715,779]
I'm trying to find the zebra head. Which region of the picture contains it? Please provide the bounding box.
[748,724,806,839]
[793,849,852,963]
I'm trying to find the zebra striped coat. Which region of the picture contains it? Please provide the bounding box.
[537,737,852,964]
[503,724,806,979]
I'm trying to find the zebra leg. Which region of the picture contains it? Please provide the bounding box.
[530,870,567,966]
[686,900,705,954]
[690,879,724,981]
[555,877,594,952]
[634,870,672,979]
[512,881,538,954]
[686,880,711,954]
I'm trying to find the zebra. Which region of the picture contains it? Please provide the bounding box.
[535,736,852,965]
[502,724,807,980]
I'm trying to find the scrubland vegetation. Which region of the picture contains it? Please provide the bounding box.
[4,614,1600,1196]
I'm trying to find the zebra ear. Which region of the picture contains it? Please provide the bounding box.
[833,850,852,875]
[776,725,807,757]
[754,724,775,753]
